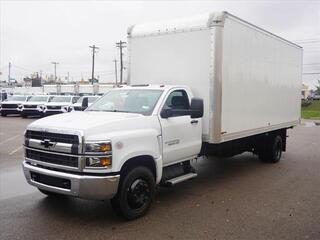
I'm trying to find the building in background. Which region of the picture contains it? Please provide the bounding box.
[23,72,42,87]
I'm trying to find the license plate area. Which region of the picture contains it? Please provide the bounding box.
[30,172,71,189]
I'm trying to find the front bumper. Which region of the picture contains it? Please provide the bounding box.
[44,109,64,115]
[22,161,120,200]
[1,109,21,115]
[21,109,43,116]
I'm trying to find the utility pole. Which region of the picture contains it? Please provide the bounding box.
[8,62,11,83]
[51,62,59,82]
[89,45,99,84]
[113,59,118,85]
[116,40,126,84]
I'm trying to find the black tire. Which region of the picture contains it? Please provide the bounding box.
[21,114,27,118]
[259,135,283,163]
[38,188,62,197]
[1,113,7,117]
[111,166,155,220]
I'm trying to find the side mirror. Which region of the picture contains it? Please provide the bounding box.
[160,108,173,118]
[82,97,88,110]
[190,98,204,119]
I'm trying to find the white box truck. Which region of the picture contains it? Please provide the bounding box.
[22,12,302,220]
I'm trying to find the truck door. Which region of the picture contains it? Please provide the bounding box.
[159,89,202,166]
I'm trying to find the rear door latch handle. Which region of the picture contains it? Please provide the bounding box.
[190,120,198,124]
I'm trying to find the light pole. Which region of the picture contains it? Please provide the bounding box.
[51,62,59,82]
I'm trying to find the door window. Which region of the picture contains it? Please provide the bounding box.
[163,90,190,117]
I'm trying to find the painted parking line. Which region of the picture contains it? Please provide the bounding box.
[9,146,23,156]
[0,134,21,145]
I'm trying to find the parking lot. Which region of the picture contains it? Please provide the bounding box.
[0,116,320,240]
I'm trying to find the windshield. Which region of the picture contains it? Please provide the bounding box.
[7,96,26,101]
[87,89,163,115]
[28,96,48,102]
[49,96,71,103]
[76,96,99,104]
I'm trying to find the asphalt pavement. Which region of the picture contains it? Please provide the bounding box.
[0,116,319,240]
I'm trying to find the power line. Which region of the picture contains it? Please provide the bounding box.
[303,72,320,75]
[89,45,99,84]
[116,40,126,84]
[8,62,11,83]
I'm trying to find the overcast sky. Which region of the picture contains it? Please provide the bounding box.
[0,0,319,88]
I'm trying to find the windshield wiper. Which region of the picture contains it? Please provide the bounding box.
[107,109,129,113]
[88,109,130,113]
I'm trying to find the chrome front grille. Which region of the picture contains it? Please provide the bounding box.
[26,130,79,144]
[25,130,81,169]
[24,105,37,108]
[47,106,61,110]
[2,104,18,108]
[26,149,79,168]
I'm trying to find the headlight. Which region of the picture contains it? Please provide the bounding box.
[85,141,112,154]
[37,105,45,111]
[61,106,68,112]
[85,156,112,168]
[85,141,112,168]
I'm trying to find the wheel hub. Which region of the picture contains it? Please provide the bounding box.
[127,179,150,209]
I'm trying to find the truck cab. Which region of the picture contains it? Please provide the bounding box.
[1,95,30,116]
[43,95,79,116]
[21,95,53,118]
[69,95,100,111]
[22,85,203,219]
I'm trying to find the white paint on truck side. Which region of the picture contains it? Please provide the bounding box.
[128,11,302,143]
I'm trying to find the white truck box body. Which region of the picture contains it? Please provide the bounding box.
[60,84,75,94]
[79,84,94,94]
[43,85,58,95]
[127,12,302,143]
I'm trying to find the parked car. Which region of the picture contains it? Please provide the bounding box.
[313,95,320,100]
[68,96,100,111]
[21,95,53,118]
[0,91,8,114]
[43,95,79,116]
[1,95,30,116]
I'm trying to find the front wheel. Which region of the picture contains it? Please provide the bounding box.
[111,167,155,220]
[259,135,283,163]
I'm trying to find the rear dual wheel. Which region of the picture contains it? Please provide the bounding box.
[259,135,283,163]
[111,166,155,220]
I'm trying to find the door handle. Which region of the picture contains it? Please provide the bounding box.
[190,120,198,124]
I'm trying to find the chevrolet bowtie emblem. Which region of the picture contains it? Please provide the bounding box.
[40,139,55,148]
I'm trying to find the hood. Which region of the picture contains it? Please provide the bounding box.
[45,102,71,106]
[23,101,46,106]
[1,101,25,104]
[27,111,158,139]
